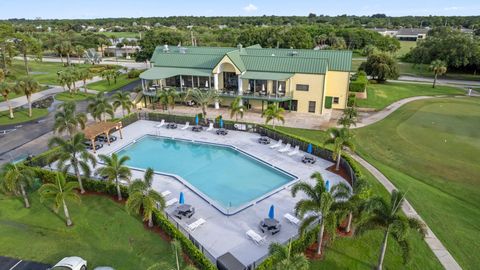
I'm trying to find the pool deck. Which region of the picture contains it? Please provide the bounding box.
[95,120,348,267]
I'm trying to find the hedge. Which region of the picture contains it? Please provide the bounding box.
[349,71,368,93]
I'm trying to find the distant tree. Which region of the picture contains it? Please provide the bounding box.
[74,45,85,63]
[262,104,285,129]
[429,60,447,88]
[14,34,42,75]
[15,77,40,117]
[0,163,35,208]
[0,81,18,119]
[364,52,399,82]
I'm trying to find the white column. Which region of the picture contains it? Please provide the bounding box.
[214,73,219,90]
[237,75,243,106]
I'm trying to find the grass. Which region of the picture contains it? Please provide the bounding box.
[0,192,181,269]
[0,91,23,102]
[398,62,480,81]
[354,97,480,270]
[55,91,95,102]
[0,108,49,126]
[397,41,417,58]
[355,82,464,110]
[86,74,138,92]
[270,126,443,269]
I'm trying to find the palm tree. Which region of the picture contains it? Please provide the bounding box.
[54,101,87,136]
[126,168,165,227]
[14,34,42,75]
[185,89,219,123]
[112,91,133,117]
[62,41,74,66]
[101,69,113,85]
[38,173,81,226]
[429,60,447,88]
[87,92,114,122]
[262,104,285,129]
[324,128,355,171]
[356,190,426,270]
[0,163,35,208]
[78,69,92,93]
[74,45,85,64]
[48,133,96,194]
[0,81,18,119]
[268,242,309,270]
[230,96,245,121]
[291,172,339,255]
[15,77,41,117]
[337,106,358,128]
[96,153,131,201]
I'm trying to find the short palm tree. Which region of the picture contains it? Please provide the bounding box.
[38,173,80,227]
[0,81,18,119]
[185,89,219,123]
[357,190,426,270]
[291,172,339,255]
[54,101,87,136]
[158,89,178,112]
[15,77,41,117]
[78,69,92,93]
[268,242,309,270]
[74,45,85,64]
[48,133,96,194]
[337,106,358,128]
[430,60,447,88]
[262,104,285,129]
[96,153,131,201]
[112,91,133,117]
[230,96,245,121]
[126,168,165,227]
[0,163,35,208]
[324,128,355,171]
[87,92,114,121]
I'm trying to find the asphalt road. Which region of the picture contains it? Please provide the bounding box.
[0,256,50,270]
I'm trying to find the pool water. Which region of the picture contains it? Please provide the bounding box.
[116,135,295,214]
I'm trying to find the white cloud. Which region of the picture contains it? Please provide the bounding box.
[243,4,258,13]
[443,6,463,11]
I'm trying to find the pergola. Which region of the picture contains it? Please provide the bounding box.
[83,121,123,153]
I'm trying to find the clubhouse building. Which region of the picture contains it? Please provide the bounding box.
[139,44,352,116]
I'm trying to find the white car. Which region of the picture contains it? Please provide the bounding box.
[50,257,87,270]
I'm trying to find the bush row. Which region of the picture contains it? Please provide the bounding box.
[349,71,368,93]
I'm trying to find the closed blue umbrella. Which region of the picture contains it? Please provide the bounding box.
[195,115,199,125]
[220,119,224,128]
[307,143,313,154]
[268,205,275,219]
[325,180,330,192]
[179,192,184,204]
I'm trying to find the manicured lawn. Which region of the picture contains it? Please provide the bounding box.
[86,74,138,92]
[356,82,464,110]
[354,97,480,270]
[0,192,180,269]
[0,108,49,126]
[55,91,95,102]
[397,41,417,58]
[398,62,480,81]
[351,59,363,72]
[268,126,443,270]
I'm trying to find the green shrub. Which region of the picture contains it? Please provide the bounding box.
[347,93,357,107]
[349,71,368,92]
[127,69,141,79]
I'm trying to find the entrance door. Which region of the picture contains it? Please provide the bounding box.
[280,100,297,111]
[223,72,238,90]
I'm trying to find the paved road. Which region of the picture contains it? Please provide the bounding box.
[17,56,150,70]
[0,256,50,270]
[396,75,480,87]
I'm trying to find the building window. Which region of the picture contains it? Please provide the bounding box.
[308,101,316,113]
[296,84,309,91]
[333,97,340,104]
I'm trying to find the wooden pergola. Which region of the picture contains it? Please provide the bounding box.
[83,121,123,153]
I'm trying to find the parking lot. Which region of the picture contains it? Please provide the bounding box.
[0,256,50,270]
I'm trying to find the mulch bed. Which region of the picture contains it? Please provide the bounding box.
[326,164,353,185]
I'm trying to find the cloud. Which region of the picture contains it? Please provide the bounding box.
[243,4,258,13]
[443,6,463,11]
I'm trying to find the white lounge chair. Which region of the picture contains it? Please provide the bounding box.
[287,145,300,156]
[188,218,206,231]
[284,213,300,226]
[155,119,165,128]
[206,122,214,131]
[181,122,190,130]
[246,229,266,245]
[270,140,283,149]
[165,198,177,207]
[278,143,291,153]
[161,190,171,197]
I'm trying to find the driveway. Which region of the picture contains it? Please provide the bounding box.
[0,256,50,270]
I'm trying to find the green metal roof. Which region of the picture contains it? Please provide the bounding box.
[241,55,328,74]
[140,67,212,80]
[226,50,246,72]
[241,71,293,81]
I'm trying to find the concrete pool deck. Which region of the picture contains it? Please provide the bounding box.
[94,120,348,267]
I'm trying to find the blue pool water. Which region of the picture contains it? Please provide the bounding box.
[116,135,295,213]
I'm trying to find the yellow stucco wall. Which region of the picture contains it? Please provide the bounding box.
[288,73,326,114]
[325,71,350,109]
[212,56,241,74]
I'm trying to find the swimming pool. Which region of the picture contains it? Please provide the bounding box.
[115,135,296,214]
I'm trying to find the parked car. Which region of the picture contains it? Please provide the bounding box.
[84,140,103,150]
[96,134,117,143]
[50,257,87,270]
[94,267,115,270]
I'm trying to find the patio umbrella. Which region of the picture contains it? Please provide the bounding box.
[262,84,265,92]
[325,180,330,192]
[205,80,209,88]
[268,205,275,219]
[220,119,224,128]
[179,192,185,204]
[307,143,313,154]
[278,84,282,92]
[195,115,199,125]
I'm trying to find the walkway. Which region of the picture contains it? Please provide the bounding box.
[350,152,462,270]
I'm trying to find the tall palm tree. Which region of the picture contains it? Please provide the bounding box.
[78,69,92,93]
[324,128,355,171]
[356,190,426,270]
[0,163,35,208]
[126,168,165,227]
[185,89,219,123]
[96,153,131,201]
[87,92,114,122]
[291,172,339,255]
[62,41,74,66]
[14,34,42,75]
[112,91,133,117]
[15,76,41,117]
[262,104,285,129]
[74,45,85,64]
[230,96,245,121]
[48,133,96,194]
[38,173,80,227]
[268,242,309,270]
[429,60,447,88]
[0,81,18,119]
[54,101,87,136]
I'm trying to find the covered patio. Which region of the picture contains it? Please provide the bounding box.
[83,121,123,153]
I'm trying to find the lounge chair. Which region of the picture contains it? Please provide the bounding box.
[278,143,291,153]
[165,198,177,207]
[161,190,171,197]
[287,145,300,156]
[155,119,165,128]
[246,229,266,245]
[206,122,214,131]
[284,213,300,226]
[181,122,190,130]
[188,218,206,231]
[270,140,283,149]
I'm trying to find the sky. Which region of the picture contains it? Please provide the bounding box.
[0,0,479,19]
